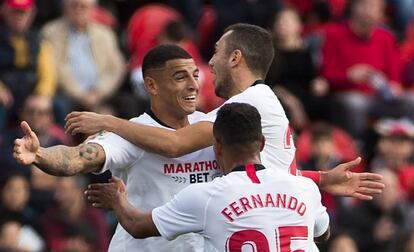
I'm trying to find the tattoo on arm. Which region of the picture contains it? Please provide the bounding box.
[34,144,105,176]
[79,144,100,161]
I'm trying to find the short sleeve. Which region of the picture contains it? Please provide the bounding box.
[88,131,144,174]
[199,107,219,123]
[311,184,329,237]
[152,184,208,240]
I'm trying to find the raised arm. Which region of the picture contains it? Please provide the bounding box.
[86,176,160,239]
[14,121,105,176]
[65,112,214,158]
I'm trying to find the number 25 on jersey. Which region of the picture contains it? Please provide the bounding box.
[226,226,308,252]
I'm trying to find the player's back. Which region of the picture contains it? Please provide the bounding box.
[202,165,328,252]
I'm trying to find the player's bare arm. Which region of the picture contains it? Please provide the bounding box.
[14,121,105,176]
[86,176,160,238]
[65,111,214,158]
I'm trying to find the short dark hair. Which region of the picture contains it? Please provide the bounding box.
[223,23,274,78]
[213,103,262,150]
[142,45,192,77]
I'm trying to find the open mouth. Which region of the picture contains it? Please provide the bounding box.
[184,95,196,101]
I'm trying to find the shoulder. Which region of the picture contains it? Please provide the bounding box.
[271,170,320,193]
[89,23,116,39]
[129,113,155,125]
[42,18,66,35]
[188,111,207,123]
[374,26,397,44]
[227,84,273,104]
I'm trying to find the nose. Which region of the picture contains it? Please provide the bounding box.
[208,56,214,69]
[188,75,199,91]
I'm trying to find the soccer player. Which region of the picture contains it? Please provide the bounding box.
[86,102,331,251]
[13,45,221,251]
[65,23,384,199]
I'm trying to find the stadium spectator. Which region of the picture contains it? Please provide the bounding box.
[266,7,330,129]
[0,95,71,178]
[0,174,44,252]
[0,216,26,252]
[0,0,56,133]
[335,169,411,252]
[326,231,359,252]
[370,118,414,201]
[41,175,110,252]
[394,228,414,252]
[42,0,125,124]
[321,0,403,139]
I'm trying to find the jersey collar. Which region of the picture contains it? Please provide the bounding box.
[145,108,174,129]
[251,80,265,87]
[231,163,266,172]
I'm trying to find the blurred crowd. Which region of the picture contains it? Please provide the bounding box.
[1,0,414,251]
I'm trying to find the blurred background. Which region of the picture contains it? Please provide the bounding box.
[0,0,414,251]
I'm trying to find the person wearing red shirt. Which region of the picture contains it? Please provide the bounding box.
[321,0,403,139]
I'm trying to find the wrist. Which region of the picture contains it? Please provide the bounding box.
[33,147,44,166]
[319,170,329,188]
[102,115,116,132]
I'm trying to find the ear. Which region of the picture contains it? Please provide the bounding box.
[260,135,265,152]
[144,77,158,96]
[229,49,242,68]
[213,138,223,157]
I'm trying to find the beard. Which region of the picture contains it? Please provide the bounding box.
[214,69,234,99]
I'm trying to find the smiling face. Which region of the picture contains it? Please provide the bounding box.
[149,58,199,118]
[209,31,234,99]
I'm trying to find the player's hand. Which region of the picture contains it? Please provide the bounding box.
[320,157,385,200]
[13,121,40,165]
[65,111,110,135]
[85,176,127,210]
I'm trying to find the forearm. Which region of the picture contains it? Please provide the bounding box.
[34,144,102,176]
[105,116,213,157]
[105,116,179,157]
[113,197,158,239]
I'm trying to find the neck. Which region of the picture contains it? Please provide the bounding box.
[350,19,373,39]
[223,154,262,175]
[229,70,262,97]
[278,36,302,49]
[150,104,189,129]
[70,22,88,33]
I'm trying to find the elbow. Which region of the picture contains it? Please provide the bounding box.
[129,227,152,239]
[162,137,183,158]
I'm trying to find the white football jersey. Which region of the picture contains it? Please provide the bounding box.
[203,83,296,173]
[89,111,221,252]
[153,164,328,252]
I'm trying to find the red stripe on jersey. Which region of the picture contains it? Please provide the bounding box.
[289,155,297,176]
[246,164,260,184]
